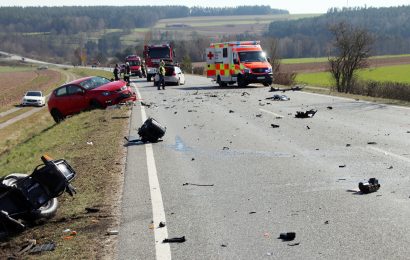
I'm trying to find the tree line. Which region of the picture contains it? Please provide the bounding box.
[266,5,410,58]
[0,6,287,34]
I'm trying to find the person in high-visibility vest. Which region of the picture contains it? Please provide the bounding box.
[124,62,131,84]
[157,60,166,90]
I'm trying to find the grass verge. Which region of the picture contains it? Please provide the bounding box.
[0,105,131,259]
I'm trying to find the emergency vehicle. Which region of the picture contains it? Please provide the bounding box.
[206,41,273,87]
[143,44,175,82]
[125,55,143,78]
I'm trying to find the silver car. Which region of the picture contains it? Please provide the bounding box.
[154,65,186,86]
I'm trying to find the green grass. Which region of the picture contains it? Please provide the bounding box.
[295,71,333,87]
[154,14,319,28]
[70,68,113,79]
[283,54,410,64]
[295,64,410,87]
[0,66,33,73]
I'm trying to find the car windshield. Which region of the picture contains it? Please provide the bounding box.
[26,91,42,97]
[238,51,267,62]
[148,47,171,59]
[78,76,111,90]
[128,60,141,66]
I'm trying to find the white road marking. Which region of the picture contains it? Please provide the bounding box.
[367,146,410,163]
[134,84,171,260]
[300,91,410,111]
[259,108,284,118]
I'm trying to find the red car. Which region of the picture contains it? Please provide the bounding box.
[47,76,136,122]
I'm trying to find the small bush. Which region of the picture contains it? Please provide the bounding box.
[351,80,410,101]
[273,72,296,86]
[192,66,205,76]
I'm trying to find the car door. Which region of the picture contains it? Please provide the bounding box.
[66,85,88,114]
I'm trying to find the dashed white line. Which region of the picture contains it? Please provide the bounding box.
[259,108,284,118]
[134,84,171,260]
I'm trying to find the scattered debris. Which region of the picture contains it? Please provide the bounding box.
[346,144,351,147]
[324,220,329,224]
[241,92,250,96]
[407,131,410,134]
[271,124,280,128]
[256,114,262,118]
[85,207,100,213]
[141,102,151,108]
[278,232,296,241]
[295,109,317,118]
[188,109,197,112]
[229,110,235,113]
[327,106,333,110]
[16,239,36,256]
[367,142,377,145]
[191,158,195,161]
[387,165,393,169]
[29,242,56,254]
[163,236,186,243]
[269,85,303,92]
[266,94,290,101]
[267,252,273,256]
[288,242,300,246]
[221,244,227,247]
[222,147,230,150]
[249,211,256,214]
[183,183,214,187]
[174,111,177,114]
[339,165,346,168]
[106,230,119,236]
[306,126,310,130]
[86,141,93,145]
[358,178,380,194]
[159,222,166,228]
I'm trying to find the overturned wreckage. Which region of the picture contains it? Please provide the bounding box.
[0,155,77,239]
[295,109,317,118]
[138,118,166,143]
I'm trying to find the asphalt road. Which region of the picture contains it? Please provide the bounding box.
[118,74,410,259]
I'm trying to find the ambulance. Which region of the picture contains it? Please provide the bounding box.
[206,41,273,87]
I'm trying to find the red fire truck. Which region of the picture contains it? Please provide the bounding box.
[125,55,144,78]
[143,44,175,82]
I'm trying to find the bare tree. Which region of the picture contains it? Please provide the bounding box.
[328,22,373,93]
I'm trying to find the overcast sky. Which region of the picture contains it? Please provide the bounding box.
[1,0,409,14]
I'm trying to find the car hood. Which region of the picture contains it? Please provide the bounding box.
[90,81,127,91]
[24,96,44,100]
[242,61,272,69]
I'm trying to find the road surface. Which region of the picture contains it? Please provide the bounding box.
[119,75,410,259]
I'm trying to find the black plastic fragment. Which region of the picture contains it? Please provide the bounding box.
[358,178,380,194]
[279,232,296,241]
[163,236,186,243]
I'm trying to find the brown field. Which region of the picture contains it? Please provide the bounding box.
[0,69,63,110]
[280,56,410,73]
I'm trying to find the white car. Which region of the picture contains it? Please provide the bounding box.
[21,91,46,106]
[154,65,186,86]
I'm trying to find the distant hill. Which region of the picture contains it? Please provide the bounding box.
[0,6,288,34]
[266,6,410,58]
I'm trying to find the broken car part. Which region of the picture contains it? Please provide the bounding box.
[295,109,317,118]
[0,155,76,239]
[278,232,296,241]
[163,236,186,243]
[359,178,380,194]
[138,118,166,143]
[266,94,290,101]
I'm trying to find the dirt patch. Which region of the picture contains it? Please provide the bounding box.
[281,56,410,73]
[0,69,62,110]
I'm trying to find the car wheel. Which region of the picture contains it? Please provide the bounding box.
[25,198,59,221]
[237,74,247,87]
[50,108,64,123]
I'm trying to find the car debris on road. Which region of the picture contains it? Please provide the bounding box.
[359,178,380,194]
[163,236,186,243]
[278,232,296,241]
[266,94,290,101]
[137,118,166,143]
[295,109,317,118]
